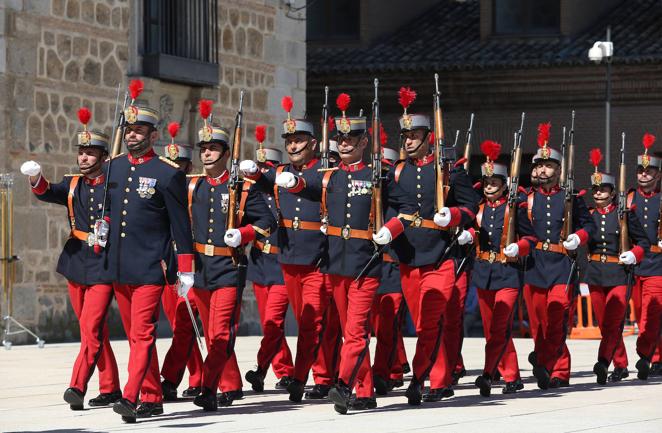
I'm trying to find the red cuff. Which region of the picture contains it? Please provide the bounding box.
[454,157,467,168]
[385,217,405,239]
[574,229,589,245]
[631,245,645,263]
[244,170,262,181]
[448,207,462,227]
[31,175,49,195]
[288,176,305,193]
[468,227,477,243]
[516,239,531,257]
[238,225,256,245]
[177,254,195,273]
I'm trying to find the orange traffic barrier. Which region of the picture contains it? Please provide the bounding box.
[569,296,638,339]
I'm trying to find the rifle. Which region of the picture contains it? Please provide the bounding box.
[321,86,330,169]
[503,112,526,260]
[462,113,475,171]
[618,132,631,256]
[354,79,383,282]
[227,90,246,269]
[563,111,578,293]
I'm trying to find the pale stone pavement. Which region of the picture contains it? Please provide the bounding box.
[1,336,661,433]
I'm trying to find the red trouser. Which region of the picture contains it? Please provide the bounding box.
[192,287,243,392]
[281,264,328,383]
[477,287,521,382]
[161,284,203,388]
[400,260,455,388]
[440,270,467,381]
[253,283,294,378]
[113,283,163,404]
[523,283,542,347]
[397,330,408,374]
[312,279,342,386]
[330,274,379,398]
[528,284,572,381]
[588,284,629,368]
[67,281,120,394]
[633,277,662,363]
[636,276,662,360]
[372,293,406,381]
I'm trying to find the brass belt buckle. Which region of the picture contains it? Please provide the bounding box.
[86,232,95,247]
[262,242,271,254]
[542,241,550,251]
[341,225,351,240]
[488,251,497,263]
[292,217,300,230]
[204,244,215,256]
[600,254,607,263]
[413,216,423,228]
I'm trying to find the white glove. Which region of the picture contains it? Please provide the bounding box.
[434,207,452,227]
[224,228,242,247]
[372,226,392,245]
[658,240,662,249]
[93,219,109,248]
[503,243,519,258]
[275,172,297,188]
[240,160,258,176]
[619,251,637,265]
[20,160,41,177]
[562,233,580,251]
[457,230,473,246]
[177,272,195,297]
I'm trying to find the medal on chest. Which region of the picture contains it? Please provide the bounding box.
[137,177,157,199]
[221,193,229,214]
[347,180,372,197]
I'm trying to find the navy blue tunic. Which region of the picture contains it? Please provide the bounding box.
[629,189,661,277]
[247,189,285,286]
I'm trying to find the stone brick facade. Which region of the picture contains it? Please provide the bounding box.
[0,0,305,343]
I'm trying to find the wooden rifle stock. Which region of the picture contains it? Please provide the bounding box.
[227,90,245,262]
[433,73,447,211]
[321,86,330,169]
[372,78,383,232]
[618,132,630,254]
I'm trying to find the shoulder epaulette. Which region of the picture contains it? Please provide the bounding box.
[317,167,339,172]
[64,174,82,177]
[158,156,180,168]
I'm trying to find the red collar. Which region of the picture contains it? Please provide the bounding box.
[410,153,434,167]
[595,203,616,214]
[339,161,366,172]
[637,187,659,198]
[83,174,105,186]
[485,197,506,208]
[293,158,319,171]
[127,149,157,165]
[206,170,229,186]
[537,185,561,196]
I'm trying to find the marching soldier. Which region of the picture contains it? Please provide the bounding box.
[630,134,662,380]
[469,140,536,396]
[523,164,541,369]
[188,100,277,411]
[157,123,204,400]
[584,148,648,384]
[526,123,596,389]
[101,80,195,422]
[240,97,338,402]
[274,92,417,413]
[245,130,295,391]
[21,107,121,410]
[389,88,479,404]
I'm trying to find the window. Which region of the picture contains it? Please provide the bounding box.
[143,0,219,86]
[307,0,360,42]
[493,0,560,36]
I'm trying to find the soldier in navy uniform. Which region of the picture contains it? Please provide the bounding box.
[156,124,205,401]
[274,92,417,413]
[583,148,648,384]
[21,107,121,410]
[245,135,295,392]
[188,101,277,412]
[372,146,408,396]
[387,88,479,404]
[525,123,596,390]
[630,134,662,380]
[240,97,339,403]
[467,140,536,396]
[98,81,196,422]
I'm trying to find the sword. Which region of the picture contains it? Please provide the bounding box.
[354,245,384,283]
[177,282,205,354]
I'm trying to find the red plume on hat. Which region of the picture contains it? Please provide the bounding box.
[281,96,294,120]
[336,93,351,115]
[77,107,91,131]
[255,124,267,144]
[167,122,180,143]
[537,122,551,147]
[480,140,501,162]
[589,148,603,171]
[643,132,656,153]
[128,79,144,102]
[398,87,417,114]
[198,99,213,120]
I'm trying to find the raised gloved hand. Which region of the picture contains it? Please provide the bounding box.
[619,250,637,265]
[503,243,519,257]
[275,172,297,189]
[433,207,452,227]
[372,226,393,245]
[177,272,195,297]
[562,233,580,251]
[457,230,473,246]
[239,160,258,176]
[20,160,41,177]
[93,218,110,248]
[224,228,242,247]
